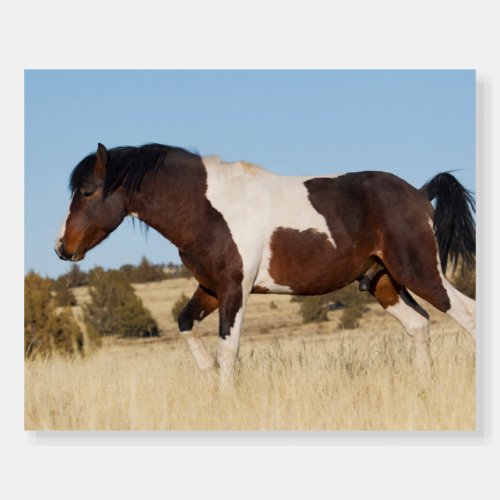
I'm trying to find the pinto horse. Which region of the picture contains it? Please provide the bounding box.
[55,143,476,386]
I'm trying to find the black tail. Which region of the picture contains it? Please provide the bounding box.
[420,172,475,274]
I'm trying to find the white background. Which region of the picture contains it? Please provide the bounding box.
[1,1,498,498]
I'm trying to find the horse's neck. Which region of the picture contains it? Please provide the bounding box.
[125,166,208,250]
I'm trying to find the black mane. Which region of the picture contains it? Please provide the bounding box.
[69,143,200,197]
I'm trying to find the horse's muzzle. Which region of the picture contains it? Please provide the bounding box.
[55,248,70,261]
[55,240,70,261]
[55,239,83,261]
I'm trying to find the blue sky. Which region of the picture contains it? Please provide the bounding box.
[25,70,476,278]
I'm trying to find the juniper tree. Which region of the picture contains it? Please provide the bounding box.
[333,284,367,329]
[24,272,53,355]
[300,295,329,323]
[298,283,373,329]
[83,268,159,338]
[63,263,89,288]
[134,256,167,283]
[120,256,167,283]
[24,271,86,357]
[52,275,77,306]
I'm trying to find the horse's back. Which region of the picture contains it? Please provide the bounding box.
[304,171,431,236]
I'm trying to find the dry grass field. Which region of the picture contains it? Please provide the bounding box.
[25,277,476,431]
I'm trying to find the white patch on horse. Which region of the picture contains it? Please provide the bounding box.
[180,320,214,370]
[129,212,139,218]
[55,196,73,250]
[202,156,341,294]
[204,155,268,290]
[386,298,429,333]
[217,306,246,389]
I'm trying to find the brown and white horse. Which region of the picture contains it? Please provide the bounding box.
[55,143,476,387]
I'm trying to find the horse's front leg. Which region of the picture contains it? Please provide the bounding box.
[178,285,219,370]
[216,283,249,391]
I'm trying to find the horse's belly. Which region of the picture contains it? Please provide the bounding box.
[254,226,362,295]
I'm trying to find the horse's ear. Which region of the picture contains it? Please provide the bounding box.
[95,143,108,179]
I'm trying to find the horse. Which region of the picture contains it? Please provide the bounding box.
[55,143,476,387]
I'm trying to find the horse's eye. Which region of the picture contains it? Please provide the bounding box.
[83,191,94,198]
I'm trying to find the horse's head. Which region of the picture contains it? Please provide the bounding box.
[55,143,127,261]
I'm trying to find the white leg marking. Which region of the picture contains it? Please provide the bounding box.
[386,293,432,378]
[443,279,476,340]
[180,321,214,371]
[428,218,476,340]
[217,306,246,391]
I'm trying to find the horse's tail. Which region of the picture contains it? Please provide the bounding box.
[419,172,475,274]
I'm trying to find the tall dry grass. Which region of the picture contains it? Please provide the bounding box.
[25,329,475,431]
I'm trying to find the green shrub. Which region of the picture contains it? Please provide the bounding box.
[52,276,77,306]
[164,264,193,280]
[300,295,328,323]
[24,272,88,357]
[338,302,364,329]
[298,282,373,327]
[83,268,159,338]
[332,283,371,330]
[119,256,167,283]
[62,263,89,287]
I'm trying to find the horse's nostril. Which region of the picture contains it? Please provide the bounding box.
[55,240,71,261]
[55,247,69,261]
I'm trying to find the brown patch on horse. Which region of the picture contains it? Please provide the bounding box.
[267,173,393,294]
[303,172,451,312]
[251,285,269,294]
[178,285,220,331]
[268,227,371,295]
[368,271,401,307]
[369,270,430,322]
[379,236,451,312]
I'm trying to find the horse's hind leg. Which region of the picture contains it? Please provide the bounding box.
[380,236,476,341]
[178,285,219,370]
[440,276,476,340]
[370,272,433,378]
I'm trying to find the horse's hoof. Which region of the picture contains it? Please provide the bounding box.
[358,276,371,292]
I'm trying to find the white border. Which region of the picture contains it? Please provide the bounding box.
[2,1,499,499]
